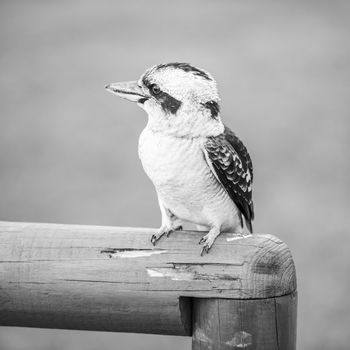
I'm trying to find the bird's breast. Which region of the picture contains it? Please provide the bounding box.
[138,128,240,229]
[139,128,202,182]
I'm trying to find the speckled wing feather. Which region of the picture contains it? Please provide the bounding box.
[203,125,254,232]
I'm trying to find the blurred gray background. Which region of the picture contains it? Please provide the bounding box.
[0,0,349,349]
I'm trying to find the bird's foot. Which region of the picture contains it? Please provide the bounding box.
[199,234,215,255]
[151,225,183,246]
[198,229,220,256]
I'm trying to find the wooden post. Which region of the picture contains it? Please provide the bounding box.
[0,221,297,349]
[192,293,297,350]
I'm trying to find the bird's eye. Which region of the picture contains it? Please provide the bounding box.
[151,84,161,95]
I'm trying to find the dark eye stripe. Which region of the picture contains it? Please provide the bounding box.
[157,91,182,114]
[142,77,182,114]
[202,100,220,119]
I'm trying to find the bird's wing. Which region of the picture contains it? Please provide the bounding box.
[203,125,254,232]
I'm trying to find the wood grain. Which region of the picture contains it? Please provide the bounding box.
[275,291,298,350]
[192,293,297,350]
[0,221,297,337]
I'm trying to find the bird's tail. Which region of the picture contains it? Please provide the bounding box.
[239,213,253,233]
[245,218,253,233]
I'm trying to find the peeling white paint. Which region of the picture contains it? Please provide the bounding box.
[226,331,252,348]
[193,327,212,346]
[146,269,165,277]
[146,268,193,281]
[109,250,167,258]
[226,234,251,242]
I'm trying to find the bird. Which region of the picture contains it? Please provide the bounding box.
[105,63,254,255]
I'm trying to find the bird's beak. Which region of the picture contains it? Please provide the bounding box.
[105,81,148,103]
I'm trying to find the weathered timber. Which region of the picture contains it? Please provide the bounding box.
[192,292,297,350]
[0,221,297,344]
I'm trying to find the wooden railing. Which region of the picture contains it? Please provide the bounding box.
[0,221,297,349]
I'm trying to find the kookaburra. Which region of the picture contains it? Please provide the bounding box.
[105,63,254,255]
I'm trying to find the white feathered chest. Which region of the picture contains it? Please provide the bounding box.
[138,126,239,228]
[138,127,208,189]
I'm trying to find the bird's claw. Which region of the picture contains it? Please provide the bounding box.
[198,237,205,245]
[200,243,211,256]
[198,232,216,255]
[151,234,158,246]
[151,225,183,245]
[165,229,174,238]
[151,230,169,246]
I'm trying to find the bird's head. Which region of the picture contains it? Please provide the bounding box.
[105,63,224,137]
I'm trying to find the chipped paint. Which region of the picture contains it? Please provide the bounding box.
[146,268,193,281]
[146,269,165,277]
[193,327,212,346]
[146,264,241,282]
[105,249,167,258]
[226,234,251,242]
[225,331,252,348]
